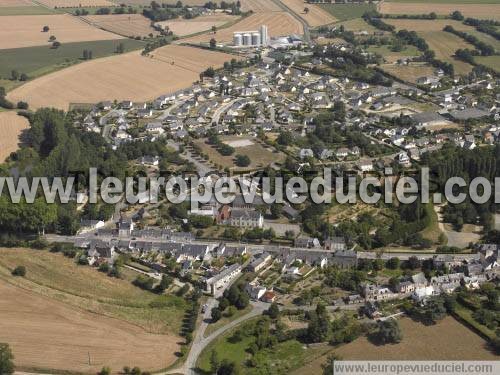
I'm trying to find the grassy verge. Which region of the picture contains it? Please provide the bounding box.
[453,303,497,341]
[204,304,253,337]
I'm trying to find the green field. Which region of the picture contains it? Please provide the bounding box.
[386,0,500,3]
[475,55,500,72]
[0,6,57,15]
[320,4,376,22]
[0,39,145,81]
[197,318,311,374]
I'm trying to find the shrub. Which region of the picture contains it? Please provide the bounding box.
[12,265,26,277]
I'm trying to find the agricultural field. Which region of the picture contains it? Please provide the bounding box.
[0,248,187,334]
[380,2,500,20]
[335,17,377,32]
[319,3,376,22]
[385,19,475,75]
[0,0,34,5]
[367,44,420,63]
[0,112,29,162]
[239,0,282,12]
[37,0,115,7]
[0,280,181,373]
[84,13,160,38]
[380,63,439,84]
[475,55,500,72]
[0,39,145,81]
[194,135,286,171]
[0,14,122,50]
[291,317,497,375]
[280,0,337,27]
[7,45,237,109]
[156,13,238,37]
[184,12,303,44]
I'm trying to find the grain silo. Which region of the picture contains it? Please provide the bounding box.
[242,33,252,46]
[251,32,260,46]
[233,33,242,46]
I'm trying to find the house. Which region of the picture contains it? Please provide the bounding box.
[358,161,373,172]
[248,252,272,273]
[335,148,349,159]
[318,148,333,160]
[204,263,242,295]
[295,236,321,249]
[146,122,164,134]
[117,217,134,237]
[397,151,410,166]
[324,237,346,251]
[332,249,357,269]
[245,281,267,300]
[139,155,160,166]
[261,290,277,303]
[396,280,415,294]
[79,219,105,233]
[412,286,436,302]
[230,209,263,228]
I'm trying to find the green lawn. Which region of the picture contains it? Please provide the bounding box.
[204,305,253,337]
[0,39,145,81]
[0,6,57,16]
[320,4,376,22]
[420,203,445,245]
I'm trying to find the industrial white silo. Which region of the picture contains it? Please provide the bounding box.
[242,33,252,46]
[233,33,242,46]
[260,25,268,46]
[251,32,260,46]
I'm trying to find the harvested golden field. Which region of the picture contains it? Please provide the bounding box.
[0,14,122,49]
[239,0,282,12]
[380,3,500,20]
[37,0,115,7]
[184,12,303,44]
[0,0,34,6]
[156,13,238,37]
[0,111,29,162]
[292,317,497,375]
[0,280,179,373]
[7,46,237,110]
[84,13,160,38]
[281,0,336,26]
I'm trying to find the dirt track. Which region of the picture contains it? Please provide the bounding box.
[0,280,179,373]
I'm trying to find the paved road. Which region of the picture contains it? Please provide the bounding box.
[166,301,266,375]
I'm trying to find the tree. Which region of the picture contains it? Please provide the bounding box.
[49,35,56,41]
[375,319,402,344]
[52,41,61,48]
[42,25,49,32]
[212,25,217,34]
[451,10,464,20]
[235,154,250,167]
[16,101,28,110]
[155,274,172,293]
[0,343,14,375]
[270,203,283,219]
[386,257,400,269]
[304,7,309,14]
[217,359,241,375]
[210,38,217,49]
[19,73,28,81]
[211,307,222,322]
[12,265,26,277]
[10,70,18,81]
[98,367,111,375]
[266,302,280,319]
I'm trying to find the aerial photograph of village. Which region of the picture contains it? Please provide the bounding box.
[0,0,499,374]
